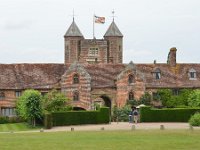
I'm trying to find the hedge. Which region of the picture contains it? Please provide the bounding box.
[140,107,200,122]
[0,116,23,124]
[44,112,52,129]
[44,107,110,128]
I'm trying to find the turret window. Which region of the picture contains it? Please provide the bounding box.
[73,74,79,84]
[73,91,79,101]
[189,68,197,80]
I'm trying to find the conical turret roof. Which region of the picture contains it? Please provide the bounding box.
[64,20,83,37]
[104,21,123,37]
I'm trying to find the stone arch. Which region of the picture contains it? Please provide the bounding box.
[100,95,112,109]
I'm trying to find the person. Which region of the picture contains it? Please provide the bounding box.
[133,107,139,123]
[128,108,133,123]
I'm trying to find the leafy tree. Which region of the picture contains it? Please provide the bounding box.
[112,105,131,122]
[16,89,43,127]
[156,89,172,107]
[188,90,200,107]
[139,92,151,105]
[42,90,71,112]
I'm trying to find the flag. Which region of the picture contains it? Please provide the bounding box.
[94,15,105,24]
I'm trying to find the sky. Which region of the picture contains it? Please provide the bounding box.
[0,0,200,64]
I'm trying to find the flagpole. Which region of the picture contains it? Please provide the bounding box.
[93,14,95,39]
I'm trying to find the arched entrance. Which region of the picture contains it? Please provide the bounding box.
[100,95,112,110]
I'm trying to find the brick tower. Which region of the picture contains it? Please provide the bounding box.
[64,19,84,64]
[104,20,123,63]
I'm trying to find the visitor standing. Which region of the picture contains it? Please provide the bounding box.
[133,107,139,123]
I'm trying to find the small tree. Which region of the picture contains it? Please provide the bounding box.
[139,92,151,105]
[42,90,71,112]
[188,90,200,107]
[16,89,43,127]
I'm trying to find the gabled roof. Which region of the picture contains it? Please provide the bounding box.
[104,21,123,37]
[64,20,83,37]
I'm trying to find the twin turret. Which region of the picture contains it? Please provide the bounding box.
[64,19,123,64]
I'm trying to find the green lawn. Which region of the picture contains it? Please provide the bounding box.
[0,130,200,150]
[0,123,40,132]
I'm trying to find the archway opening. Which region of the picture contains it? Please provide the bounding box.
[100,95,111,110]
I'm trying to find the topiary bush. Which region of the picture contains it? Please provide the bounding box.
[189,113,200,126]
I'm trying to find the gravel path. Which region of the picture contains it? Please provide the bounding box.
[47,122,200,132]
[1,122,200,134]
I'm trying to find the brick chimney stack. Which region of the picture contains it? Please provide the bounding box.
[167,47,177,67]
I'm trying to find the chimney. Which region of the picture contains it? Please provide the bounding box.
[167,47,177,67]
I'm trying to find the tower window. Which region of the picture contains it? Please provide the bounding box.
[129,92,134,100]
[73,91,79,101]
[128,74,135,84]
[89,48,98,56]
[73,74,79,84]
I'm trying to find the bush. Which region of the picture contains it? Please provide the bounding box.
[188,90,200,107]
[189,113,200,126]
[0,116,9,124]
[112,105,131,122]
[51,107,110,126]
[44,112,52,129]
[0,116,24,124]
[97,107,110,123]
[140,107,200,122]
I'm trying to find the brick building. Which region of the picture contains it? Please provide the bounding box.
[0,19,200,116]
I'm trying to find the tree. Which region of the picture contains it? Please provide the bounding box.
[188,90,200,107]
[156,89,172,107]
[139,92,151,105]
[16,89,43,127]
[42,90,71,112]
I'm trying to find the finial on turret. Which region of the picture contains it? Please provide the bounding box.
[112,10,116,21]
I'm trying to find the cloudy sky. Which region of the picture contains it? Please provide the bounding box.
[0,0,200,64]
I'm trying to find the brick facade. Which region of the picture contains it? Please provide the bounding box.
[0,19,200,116]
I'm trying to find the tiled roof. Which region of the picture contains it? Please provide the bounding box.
[0,64,66,90]
[0,63,200,90]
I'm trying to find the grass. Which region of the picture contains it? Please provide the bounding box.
[0,130,200,150]
[0,123,41,132]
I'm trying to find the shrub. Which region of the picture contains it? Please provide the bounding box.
[0,116,9,124]
[188,90,200,107]
[189,113,200,126]
[140,107,200,122]
[51,107,110,126]
[97,107,110,123]
[112,105,131,122]
[44,112,52,129]
[139,92,151,105]
[0,116,23,124]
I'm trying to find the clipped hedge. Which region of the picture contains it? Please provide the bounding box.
[0,116,23,124]
[44,112,52,129]
[44,107,110,127]
[140,107,200,122]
